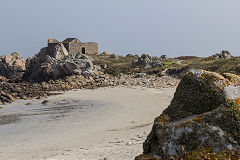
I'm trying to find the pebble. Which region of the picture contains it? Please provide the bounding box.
[126,141,132,146]
[41,100,50,105]
[25,102,32,105]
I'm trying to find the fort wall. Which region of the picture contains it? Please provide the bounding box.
[85,42,98,55]
[47,38,98,55]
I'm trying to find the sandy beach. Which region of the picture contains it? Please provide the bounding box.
[0,87,175,160]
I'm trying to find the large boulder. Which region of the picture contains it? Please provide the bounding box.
[24,46,97,82]
[142,69,240,159]
[213,50,232,59]
[53,43,69,60]
[0,52,26,79]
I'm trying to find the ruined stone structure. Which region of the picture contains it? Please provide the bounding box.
[47,38,98,56]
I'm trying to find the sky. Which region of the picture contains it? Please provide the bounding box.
[0,0,240,58]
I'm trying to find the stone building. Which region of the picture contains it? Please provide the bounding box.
[47,38,98,56]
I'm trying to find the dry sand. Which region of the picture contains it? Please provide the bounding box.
[0,87,175,160]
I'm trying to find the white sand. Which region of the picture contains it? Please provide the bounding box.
[0,87,175,160]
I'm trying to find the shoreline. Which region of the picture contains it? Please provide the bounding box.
[0,74,180,105]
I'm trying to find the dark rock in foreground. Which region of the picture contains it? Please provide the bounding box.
[141,69,240,159]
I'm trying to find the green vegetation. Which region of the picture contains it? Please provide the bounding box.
[183,57,240,75]
[91,54,240,77]
[90,54,137,76]
[91,54,182,76]
[145,60,182,76]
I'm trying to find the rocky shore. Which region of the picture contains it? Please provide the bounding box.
[0,73,179,105]
[0,43,180,105]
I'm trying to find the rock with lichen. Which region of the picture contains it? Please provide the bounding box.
[141,69,240,159]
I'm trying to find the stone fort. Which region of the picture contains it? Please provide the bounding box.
[48,38,98,56]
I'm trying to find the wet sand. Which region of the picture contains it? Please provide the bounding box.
[0,87,175,160]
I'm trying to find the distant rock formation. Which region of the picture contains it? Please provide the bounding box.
[24,44,99,82]
[134,54,163,69]
[213,50,232,59]
[0,52,26,80]
[160,54,168,60]
[110,54,119,59]
[141,69,240,159]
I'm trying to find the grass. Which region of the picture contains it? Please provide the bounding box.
[90,54,138,76]
[91,54,183,76]
[90,54,240,76]
[178,57,240,75]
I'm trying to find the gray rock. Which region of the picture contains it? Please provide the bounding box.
[151,60,163,68]
[110,54,119,59]
[135,73,147,78]
[53,43,68,60]
[160,54,168,60]
[24,47,97,81]
[213,50,232,59]
[82,69,95,78]
[134,54,163,69]
[143,69,240,158]
[94,65,102,71]
[0,52,26,79]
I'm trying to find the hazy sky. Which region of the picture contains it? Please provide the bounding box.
[0,0,240,58]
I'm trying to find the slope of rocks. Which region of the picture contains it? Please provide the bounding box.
[139,69,240,159]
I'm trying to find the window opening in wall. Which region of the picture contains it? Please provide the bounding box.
[82,47,86,54]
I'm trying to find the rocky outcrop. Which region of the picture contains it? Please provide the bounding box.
[134,54,163,69]
[142,69,240,159]
[213,50,232,59]
[24,44,98,82]
[0,52,26,80]
[160,55,168,60]
[110,54,118,59]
